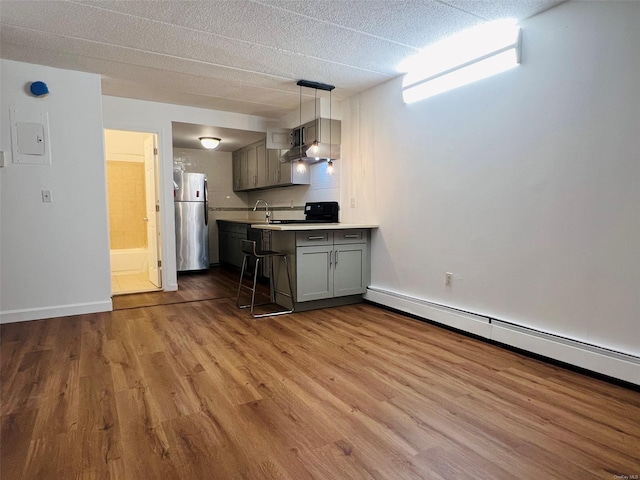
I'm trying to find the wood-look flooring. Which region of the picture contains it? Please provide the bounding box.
[1,267,639,479]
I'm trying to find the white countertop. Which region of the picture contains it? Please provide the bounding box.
[251,223,379,231]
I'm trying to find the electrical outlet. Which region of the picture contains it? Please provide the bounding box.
[350,197,357,208]
[445,272,453,286]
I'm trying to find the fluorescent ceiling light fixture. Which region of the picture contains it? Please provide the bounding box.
[199,137,220,149]
[401,19,521,104]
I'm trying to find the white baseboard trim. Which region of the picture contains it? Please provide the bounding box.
[365,287,492,338]
[365,287,639,386]
[0,299,113,324]
[165,282,179,292]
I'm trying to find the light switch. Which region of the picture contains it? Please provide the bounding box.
[17,122,46,155]
[42,190,52,203]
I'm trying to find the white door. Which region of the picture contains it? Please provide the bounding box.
[144,135,161,287]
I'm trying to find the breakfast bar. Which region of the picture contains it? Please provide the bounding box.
[251,222,378,312]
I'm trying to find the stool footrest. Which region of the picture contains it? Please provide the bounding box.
[235,243,295,318]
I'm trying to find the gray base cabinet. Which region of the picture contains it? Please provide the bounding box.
[271,229,370,311]
[296,245,333,302]
[296,242,368,302]
[217,221,247,269]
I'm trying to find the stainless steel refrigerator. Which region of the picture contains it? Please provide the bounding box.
[174,172,209,271]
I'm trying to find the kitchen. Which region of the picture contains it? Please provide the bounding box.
[173,92,378,314]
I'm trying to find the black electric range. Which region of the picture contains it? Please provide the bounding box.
[269,201,339,224]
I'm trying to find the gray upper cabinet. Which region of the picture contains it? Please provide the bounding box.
[233,139,309,191]
[266,126,291,150]
[245,140,261,189]
[232,148,247,191]
[305,118,341,146]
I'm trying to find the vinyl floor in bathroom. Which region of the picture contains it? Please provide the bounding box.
[111,272,162,295]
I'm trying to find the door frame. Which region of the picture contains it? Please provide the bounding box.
[103,127,163,291]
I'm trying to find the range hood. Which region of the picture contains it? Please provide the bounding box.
[280,142,341,164]
[281,80,341,164]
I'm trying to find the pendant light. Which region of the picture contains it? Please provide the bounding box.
[326,87,334,175]
[294,80,337,172]
[309,89,320,158]
[296,84,307,174]
[326,159,335,175]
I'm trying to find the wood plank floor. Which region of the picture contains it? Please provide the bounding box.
[2,267,639,479]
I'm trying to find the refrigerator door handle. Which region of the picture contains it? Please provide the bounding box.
[204,178,209,226]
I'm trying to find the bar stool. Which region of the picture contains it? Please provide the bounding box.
[236,239,294,318]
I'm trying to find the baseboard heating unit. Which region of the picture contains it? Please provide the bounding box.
[365,287,640,386]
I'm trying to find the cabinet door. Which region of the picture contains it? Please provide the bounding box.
[232,151,242,191]
[246,143,258,189]
[305,120,317,145]
[229,232,247,269]
[266,149,281,185]
[333,243,367,297]
[296,245,333,302]
[232,149,248,191]
[218,230,230,264]
[255,142,270,188]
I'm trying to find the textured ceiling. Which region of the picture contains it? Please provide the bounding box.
[1,0,565,120]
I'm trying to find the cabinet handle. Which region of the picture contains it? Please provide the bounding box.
[307,235,325,240]
[335,250,338,266]
[329,250,332,268]
[343,234,360,238]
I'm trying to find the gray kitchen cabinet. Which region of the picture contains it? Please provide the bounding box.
[232,149,246,191]
[333,243,368,297]
[266,148,311,187]
[304,118,341,146]
[217,221,247,268]
[266,148,281,185]
[296,245,333,302]
[246,139,267,189]
[233,139,264,191]
[255,140,269,188]
[294,230,368,303]
[234,142,309,191]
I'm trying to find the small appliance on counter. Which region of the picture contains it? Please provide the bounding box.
[174,172,209,271]
[269,201,339,224]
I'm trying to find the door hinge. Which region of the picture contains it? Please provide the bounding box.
[157,260,162,267]
[154,147,158,155]
[155,204,160,212]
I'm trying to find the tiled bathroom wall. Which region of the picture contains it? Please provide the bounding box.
[106,160,147,249]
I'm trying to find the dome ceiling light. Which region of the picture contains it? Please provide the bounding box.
[199,137,221,150]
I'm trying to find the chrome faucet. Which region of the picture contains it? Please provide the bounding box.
[253,199,271,222]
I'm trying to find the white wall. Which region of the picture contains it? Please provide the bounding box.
[342,2,640,363]
[0,60,112,322]
[102,96,273,290]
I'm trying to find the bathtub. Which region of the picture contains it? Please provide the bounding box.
[110,248,149,274]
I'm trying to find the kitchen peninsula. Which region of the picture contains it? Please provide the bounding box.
[253,222,378,312]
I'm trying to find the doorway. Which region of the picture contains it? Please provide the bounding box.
[104,129,162,295]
